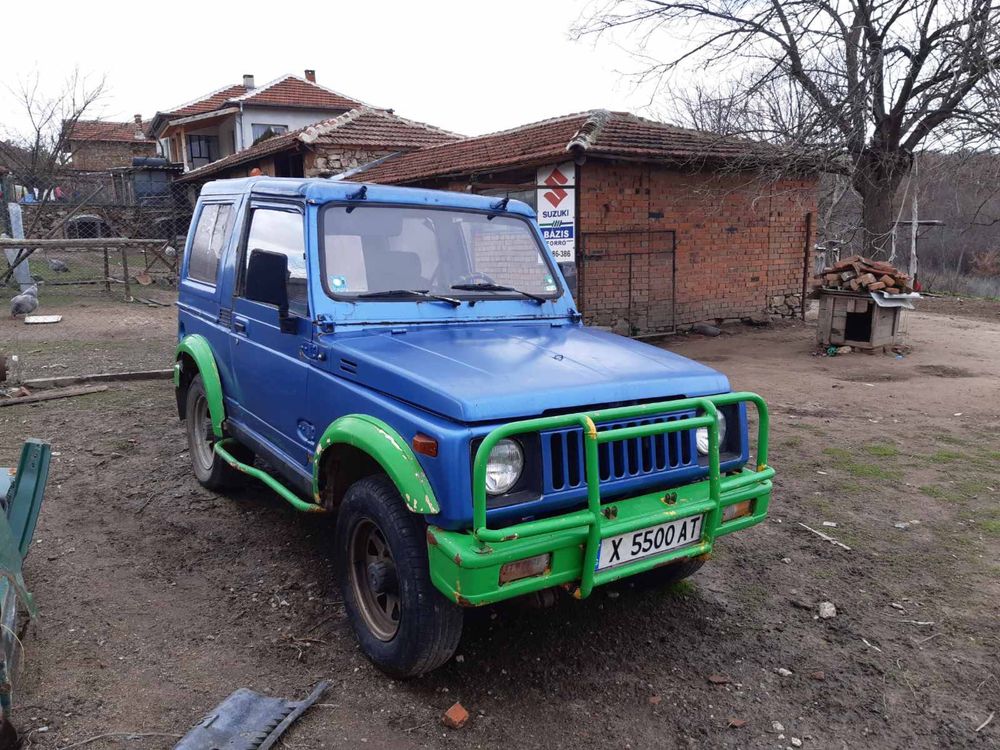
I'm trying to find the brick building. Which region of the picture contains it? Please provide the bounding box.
[352,110,818,334]
[176,107,458,186]
[64,116,156,170]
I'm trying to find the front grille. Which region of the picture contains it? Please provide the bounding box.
[542,411,697,493]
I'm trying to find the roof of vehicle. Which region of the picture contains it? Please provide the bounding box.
[199,176,537,217]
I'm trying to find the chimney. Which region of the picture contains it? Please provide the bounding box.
[304,69,316,83]
[243,74,255,89]
[133,113,145,139]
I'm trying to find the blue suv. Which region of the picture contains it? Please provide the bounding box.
[174,177,774,677]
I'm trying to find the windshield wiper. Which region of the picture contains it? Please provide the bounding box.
[358,289,461,307]
[451,282,547,304]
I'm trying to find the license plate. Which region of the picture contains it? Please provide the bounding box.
[596,515,704,571]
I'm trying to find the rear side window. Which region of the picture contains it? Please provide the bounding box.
[188,203,235,285]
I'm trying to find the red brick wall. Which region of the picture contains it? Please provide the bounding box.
[579,161,817,332]
[68,140,157,171]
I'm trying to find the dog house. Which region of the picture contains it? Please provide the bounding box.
[816,290,903,350]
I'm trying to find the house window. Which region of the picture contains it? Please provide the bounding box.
[188,135,219,168]
[251,124,288,145]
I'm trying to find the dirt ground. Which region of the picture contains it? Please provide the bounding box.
[0,293,998,749]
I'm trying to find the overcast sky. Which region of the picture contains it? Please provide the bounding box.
[0,0,661,137]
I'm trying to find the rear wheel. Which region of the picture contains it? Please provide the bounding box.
[184,374,251,490]
[335,474,462,678]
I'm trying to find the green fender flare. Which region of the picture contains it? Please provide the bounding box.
[312,415,440,515]
[175,334,225,438]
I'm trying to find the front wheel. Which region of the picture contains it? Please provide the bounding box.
[334,475,463,678]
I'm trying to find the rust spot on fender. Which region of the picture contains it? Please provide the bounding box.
[583,416,598,440]
[426,528,439,545]
[453,552,462,565]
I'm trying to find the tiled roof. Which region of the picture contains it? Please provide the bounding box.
[302,108,459,149]
[232,75,363,110]
[178,107,459,183]
[66,119,151,142]
[162,75,363,120]
[354,110,786,183]
[166,84,251,118]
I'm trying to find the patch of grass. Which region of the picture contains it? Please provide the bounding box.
[782,436,804,449]
[822,447,902,480]
[978,519,1000,535]
[937,434,965,446]
[919,484,961,502]
[956,480,990,498]
[788,422,824,434]
[930,449,963,462]
[823,447,851,461]
[864,442,899,457]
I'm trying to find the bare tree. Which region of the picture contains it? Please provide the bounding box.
[576,0,1000,257]
[0,70,106,220]
[1,71,107,284]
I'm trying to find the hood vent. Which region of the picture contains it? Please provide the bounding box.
[340,358,358,374]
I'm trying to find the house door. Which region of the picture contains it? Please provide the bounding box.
[579,229,676,336]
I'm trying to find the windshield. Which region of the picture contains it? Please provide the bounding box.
[320,205,561,301]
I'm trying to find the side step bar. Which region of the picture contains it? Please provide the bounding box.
[213,439,326,514]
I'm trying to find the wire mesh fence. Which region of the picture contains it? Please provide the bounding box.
[2,165,192,304]
[2,238,180,303]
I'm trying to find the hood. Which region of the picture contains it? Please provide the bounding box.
[325,323,730,422]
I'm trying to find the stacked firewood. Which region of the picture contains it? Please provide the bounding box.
[813,255,913,294]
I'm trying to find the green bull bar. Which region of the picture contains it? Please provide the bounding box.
[426,392,773,605]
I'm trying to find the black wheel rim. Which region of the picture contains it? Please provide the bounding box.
[348,518,401,641]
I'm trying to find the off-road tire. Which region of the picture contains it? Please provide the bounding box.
[335,474,463,678]
[632,557,706,590]
[184,374,251,490]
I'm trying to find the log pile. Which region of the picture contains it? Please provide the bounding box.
[813,256,913,295]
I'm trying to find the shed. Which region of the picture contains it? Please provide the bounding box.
[349,110,819,335]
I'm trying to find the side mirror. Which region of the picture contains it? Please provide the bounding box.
[245,249,296,333]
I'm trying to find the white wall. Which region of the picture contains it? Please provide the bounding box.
[237,106,348,150]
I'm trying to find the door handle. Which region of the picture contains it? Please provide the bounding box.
[233,317,248,335]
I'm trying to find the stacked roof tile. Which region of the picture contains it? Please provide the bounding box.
[178,108,459,182]
[354,110,785,184]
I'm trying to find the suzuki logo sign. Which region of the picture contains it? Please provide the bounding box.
[536,162,576,263]
[542,166,570,208]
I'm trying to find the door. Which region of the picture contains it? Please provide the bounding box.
[228,203,313,466]
[579,229,676,335]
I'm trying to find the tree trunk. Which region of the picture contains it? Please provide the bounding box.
[853,148,912,259]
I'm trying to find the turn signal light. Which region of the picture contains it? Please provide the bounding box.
[412,433,438,457]
[499,553,551,584]
[722,500,753,522]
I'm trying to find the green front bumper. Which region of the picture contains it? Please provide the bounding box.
[426,392,773,606]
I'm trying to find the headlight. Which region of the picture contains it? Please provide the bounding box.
[485,439,524,495]
[696,411,727,455]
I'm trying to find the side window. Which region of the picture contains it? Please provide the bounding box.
[188,203,235,285]
[245,208,307,315]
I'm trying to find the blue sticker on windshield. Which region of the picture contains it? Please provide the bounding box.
[329,275,348,292]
